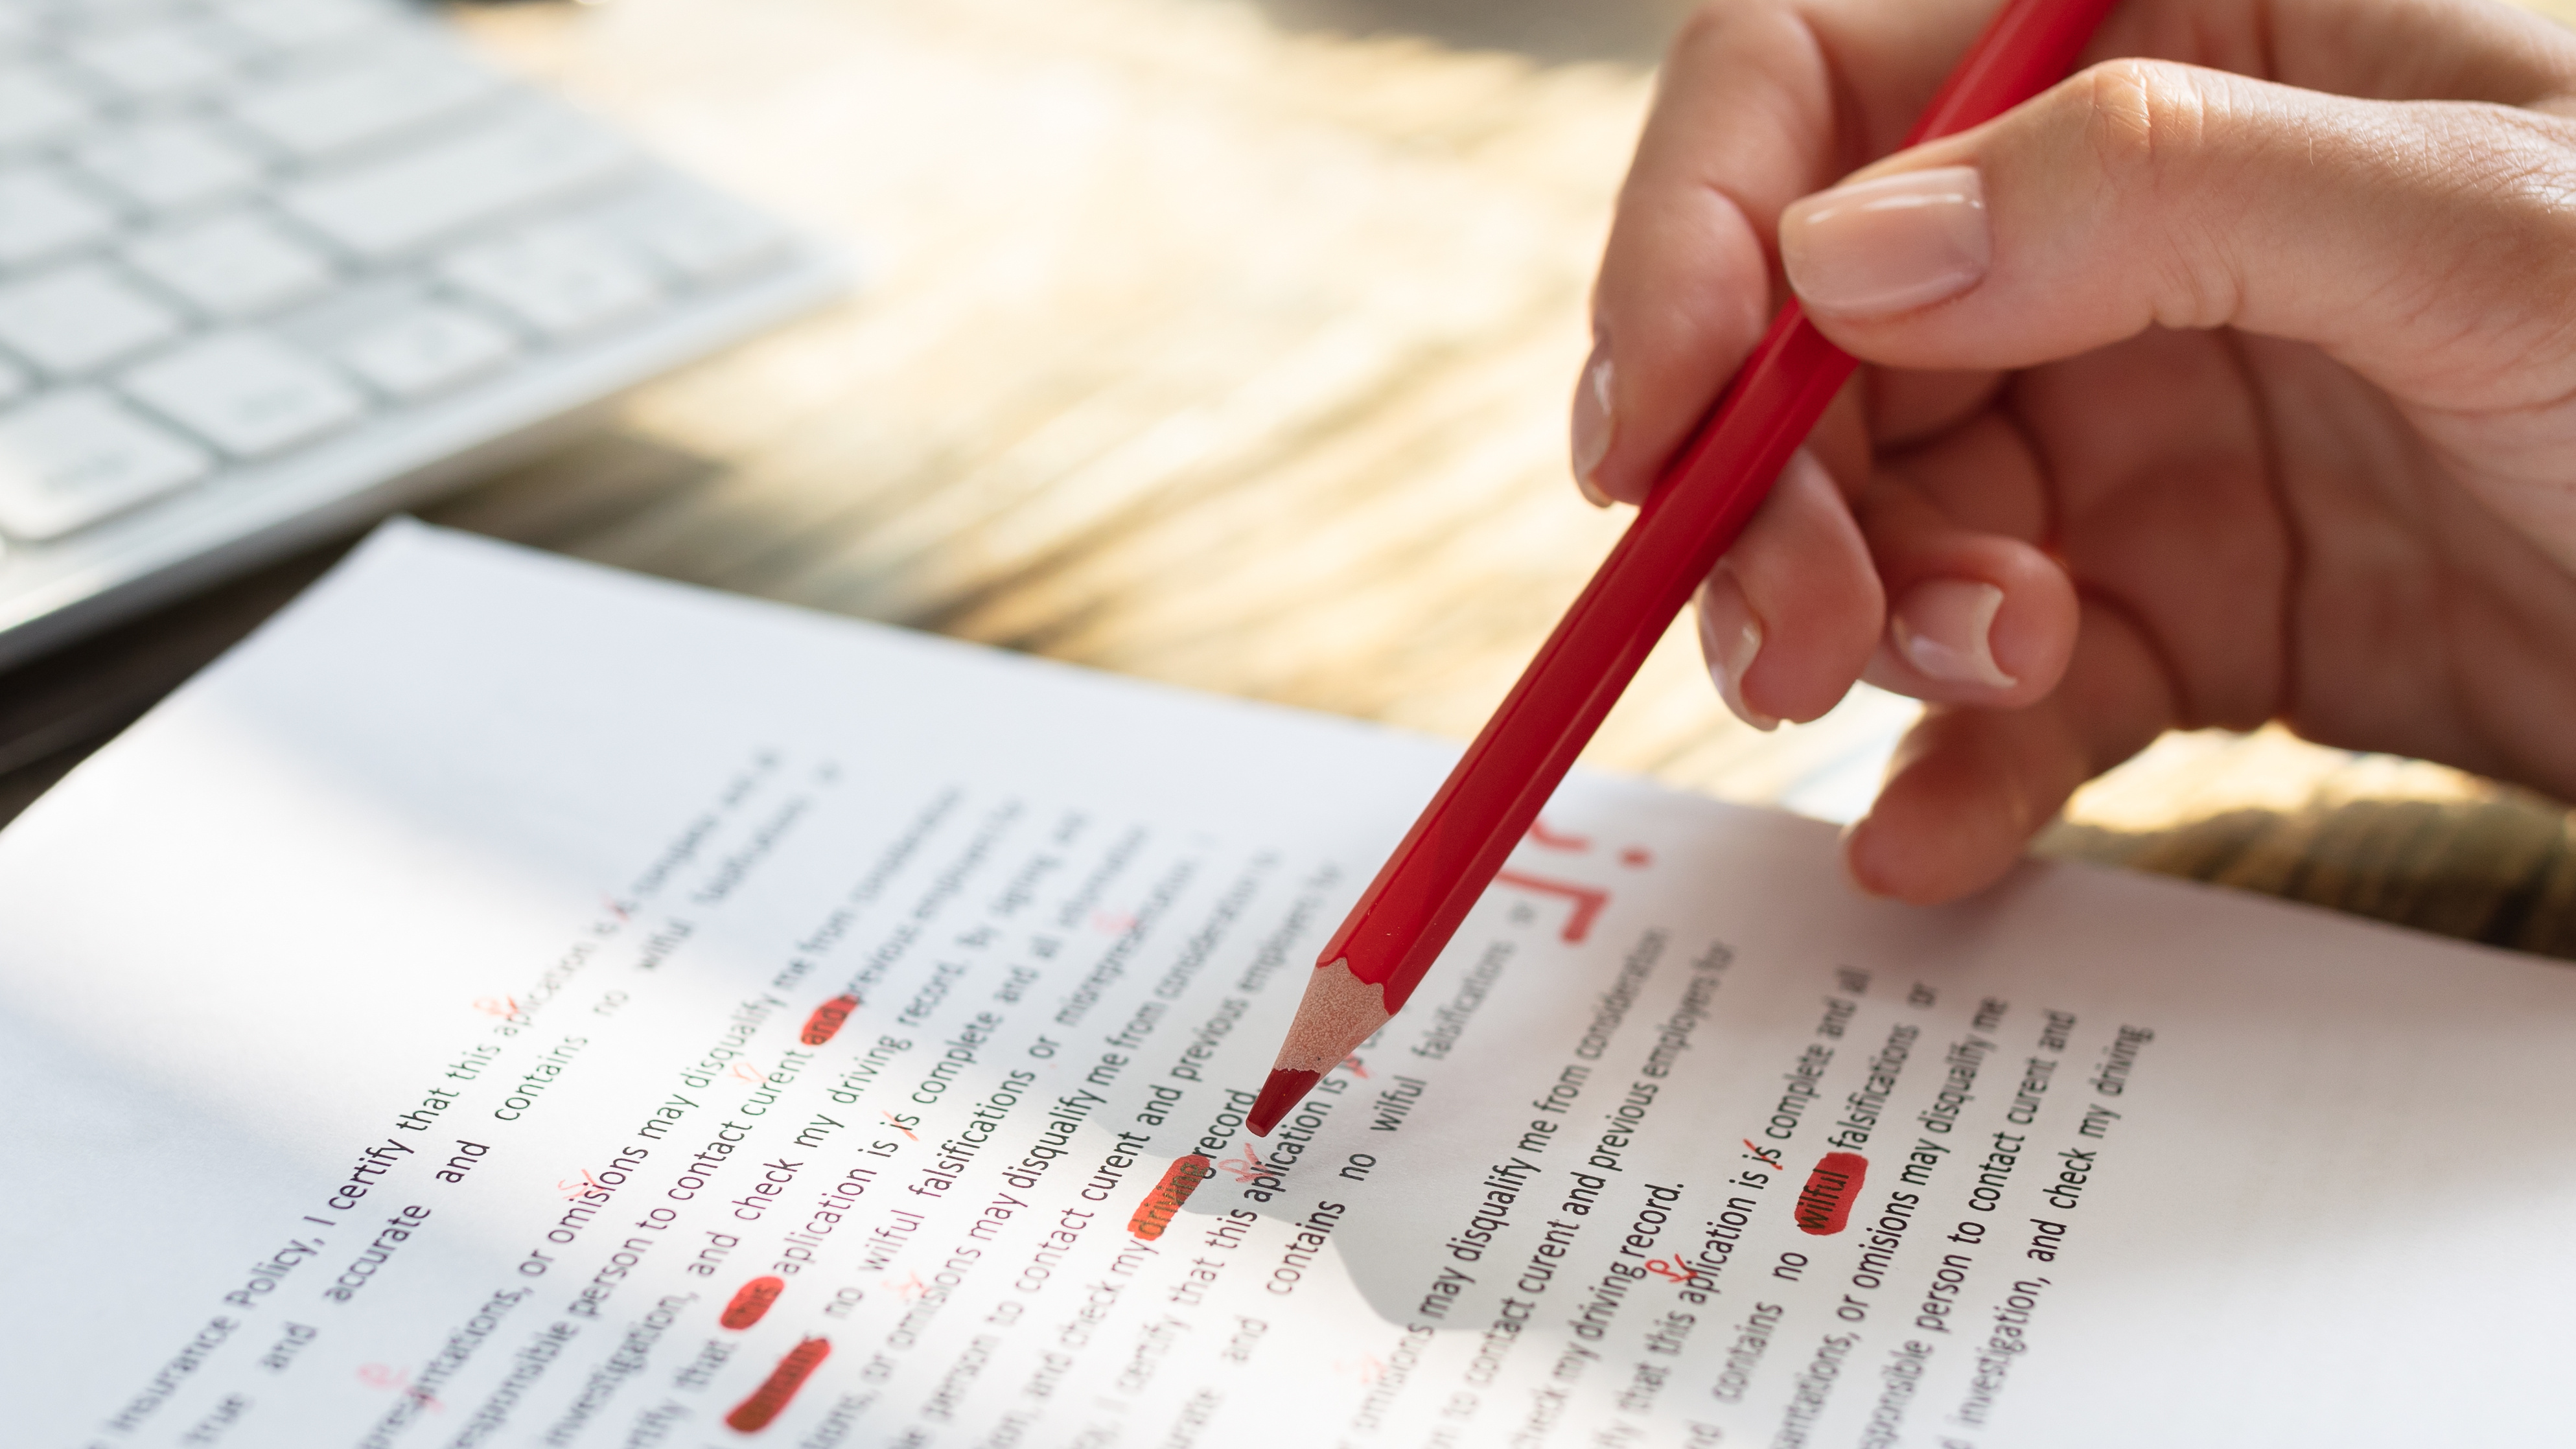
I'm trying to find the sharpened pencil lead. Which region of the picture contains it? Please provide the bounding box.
[1247,1068,1318,1137]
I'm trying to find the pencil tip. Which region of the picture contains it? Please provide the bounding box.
[1247,1068,1319,1137]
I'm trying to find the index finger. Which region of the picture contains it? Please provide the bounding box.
[1582,0,2001,504]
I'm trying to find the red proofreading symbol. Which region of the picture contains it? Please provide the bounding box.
[800,994,859,1047]
[356,1364,440,1411]
[1526,820,1592,852]
[1128,1155,1215,1240]
[471,995,519,1019]
[1494,871,1609,943]
[1526,818,1656,873]
[1794,1152,1868,1236]
[721,1275,785,1330]
[1214,1145,1270,1185]
[724,1337,831,1433]
[1643,1257,1700,1285]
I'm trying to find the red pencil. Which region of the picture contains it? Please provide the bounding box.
[1246,0,2123,1137]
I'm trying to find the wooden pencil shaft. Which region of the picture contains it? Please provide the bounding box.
[1317,321,1850,1006]
[1310,0,2120,1012]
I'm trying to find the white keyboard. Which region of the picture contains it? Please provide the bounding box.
[0,0,848,666]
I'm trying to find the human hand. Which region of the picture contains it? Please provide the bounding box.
[1577,0,2576,903]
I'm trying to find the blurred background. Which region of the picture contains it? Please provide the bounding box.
[9,0,2576,957]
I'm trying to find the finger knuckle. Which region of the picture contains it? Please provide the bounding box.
[2460,109,2576,242]
[2057,59,2236,327]
[2063,59,2211,182]
[2418,107,2576,384]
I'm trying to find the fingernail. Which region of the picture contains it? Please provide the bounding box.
[1571,334,1614,502]
[1840,818,1896,898]
[1890,578,2017,688]
[1697,570,1778,731]
[1781,165,1990,318]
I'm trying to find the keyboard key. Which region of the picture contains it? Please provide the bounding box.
[282,110,632,260]
[0,62,97,151]
[0,263,184,376]
[227,44,495,161]
[71,119,266,212]
[121,331,364,459]
[338,304,515,400]
[41,0,189,23]
[439,225,662,341]
[126,211,332,319]
[0,388,211,540]
[215,0,386,54]
[0,166,121,268]
[65,18,242,99]
[595,187,789,286]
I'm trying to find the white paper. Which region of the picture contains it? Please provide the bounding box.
[6,520,2575,1449]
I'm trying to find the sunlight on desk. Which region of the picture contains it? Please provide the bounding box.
[3,0,2568,961]
[421,0,2576,957]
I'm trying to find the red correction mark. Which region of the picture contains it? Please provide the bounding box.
[1494,871,1609,943]
[1526,820,1592,851]
[1643,1257,1700,1285]
[800,994,859,1047]
[356,1364,439,1409]
[725,1337,831,1433]
[1128,1155,1214,1240]
[721,1276,785,1330]
[1794,1152,1868,1236]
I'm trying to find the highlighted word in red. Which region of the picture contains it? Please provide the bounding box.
[721,1276,785,1330]
[1794,1152,1868,1235]
[800,994,859,1047]
[725,1337,830,1432]
[1128,1155,1214,1240]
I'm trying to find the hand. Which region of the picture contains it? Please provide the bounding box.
[1577,0,2576,903]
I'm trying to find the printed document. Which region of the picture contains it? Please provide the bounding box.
[6,521,2573,1448]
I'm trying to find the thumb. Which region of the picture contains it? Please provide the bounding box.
[1774,58,2576,412]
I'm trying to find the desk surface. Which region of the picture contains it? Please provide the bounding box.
[5,0,2572,960]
